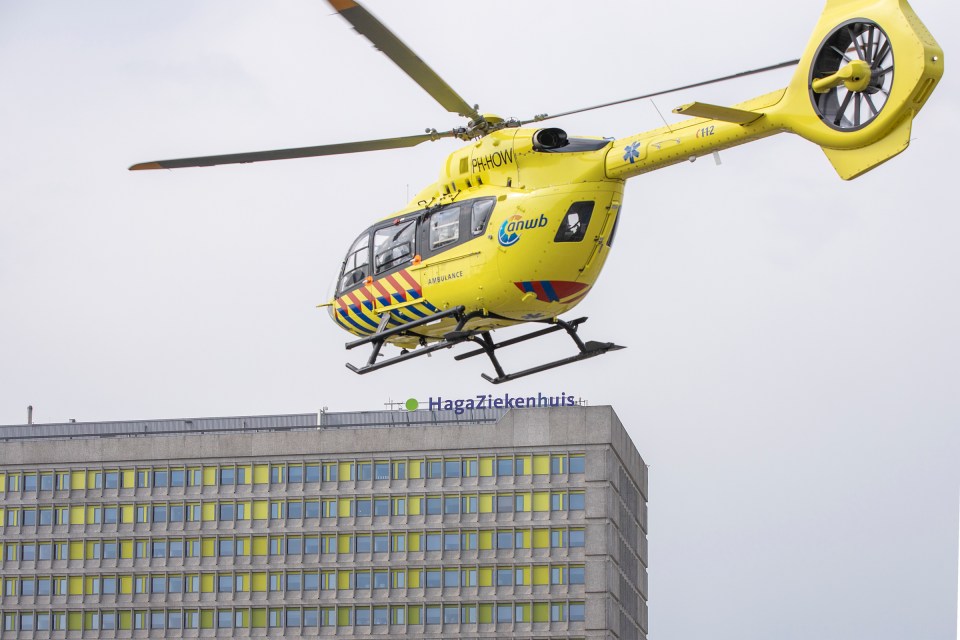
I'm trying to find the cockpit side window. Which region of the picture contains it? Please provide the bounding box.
[339,232,370,293]
[373,219,417,274]
[429,205,461,251]
[554,201,594,243]
[471,199,495,236]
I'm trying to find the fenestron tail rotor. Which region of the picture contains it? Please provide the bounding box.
[809,20,895,131]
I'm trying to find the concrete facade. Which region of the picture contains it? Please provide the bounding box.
[0,406,647,639]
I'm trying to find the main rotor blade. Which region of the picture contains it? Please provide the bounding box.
[328,0,480,121]
[522,59,800,125]
[129,132,452,170]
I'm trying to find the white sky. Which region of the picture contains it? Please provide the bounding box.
[1,1,958,637]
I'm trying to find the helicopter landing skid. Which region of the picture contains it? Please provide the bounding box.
[455,317,625,384]
[345,310,624,384]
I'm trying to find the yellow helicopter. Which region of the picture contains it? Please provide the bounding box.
[131,0,942,384]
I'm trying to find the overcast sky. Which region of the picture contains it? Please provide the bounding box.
[1,1,957,638]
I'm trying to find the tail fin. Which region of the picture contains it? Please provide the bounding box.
[779,0,943,179]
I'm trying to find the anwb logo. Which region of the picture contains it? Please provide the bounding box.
[498,213,549,247]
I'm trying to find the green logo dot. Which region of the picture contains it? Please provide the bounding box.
[405,398,419,411]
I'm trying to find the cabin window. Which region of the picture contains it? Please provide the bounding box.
[471,199,495,236]
[555,201,594,243]
[373,219,416,274]
[339,232,370,292]
[430,205,461,250]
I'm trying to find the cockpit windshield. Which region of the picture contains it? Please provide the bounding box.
[339,232,370,292]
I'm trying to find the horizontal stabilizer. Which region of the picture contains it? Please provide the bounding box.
[673,102,763,124]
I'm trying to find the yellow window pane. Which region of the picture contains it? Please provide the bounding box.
[69,540,83,560]
[119,610,132,630]
[68,576,84,595]
[122,469,135,488]
[68,611,83,630]
[0,473,5,492]
[533,602,549,622]
[238,465,252,484]
[532,528,550,549]
[520,529,531,548]
[85,541,98,559]
[478,603,493,624]
[337,535,352,554]
[478,530,493,550]
[408,459,423,479]
[120,504,134,523]
[120,540,133,559]
[533,565,549,585]
[202,466,217,486]
[253,465,269,485]
[479,457,494,477]
[237,574,248,592]
[408,496,422,516]
[252,500,268,520]
[533,491,550,512]
[239,501,251,520]
[69,505,85,525]
[200,574,214,593]
[200,610,214,629]
[251,608,267,628]
[479,494,493,513]
[338,498,352,518]
[337,571,352,590]
[201,538,216,557]
[337,608,351,627]
[201,503,216,521]
[120,576,132,594]
[519,492,532,512]
[407,532,421,552]
[518,455,532,475]
[533,454,550,475]
[407,569,421,588]
[66,470,84,490]
[252,573,267,592]
[252,536,268,557]
[338,461,353,480]
[520,567,531,584]
[478,567,493,587]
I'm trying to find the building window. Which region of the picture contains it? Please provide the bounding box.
[355,499,371,517]
[569,492,586,510]
[288,501,304,519]
[425,533,441,551]
[153,470,168,487]
[444,605,460,624]
[218,468,235,485]
[322,463,337,482]
[569,454,585,474]
[305,500,320,518]
[287,537,303,555]
[444,533,459,551]
[304,536,320,554]
[427,460,442,478]
[392,461,406,480]
[40,473,54,491]
[305,464,320,483]
[497,458,514,476]
[373,497,390,516]
[219,503,236,520]
[425,497,441,515]
[497,604,513,623]
[136,470,149,488]
[374,462,390,480]
[570,566,585,584]
[425,569,441,588]
[271,465,285,484]
[288,465,303,483]
[357,462,372,481]
[170,469,185,486]
[570,529,586,547]
[496,495,514,512]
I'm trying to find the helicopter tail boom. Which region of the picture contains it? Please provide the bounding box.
[606,0,942,181]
